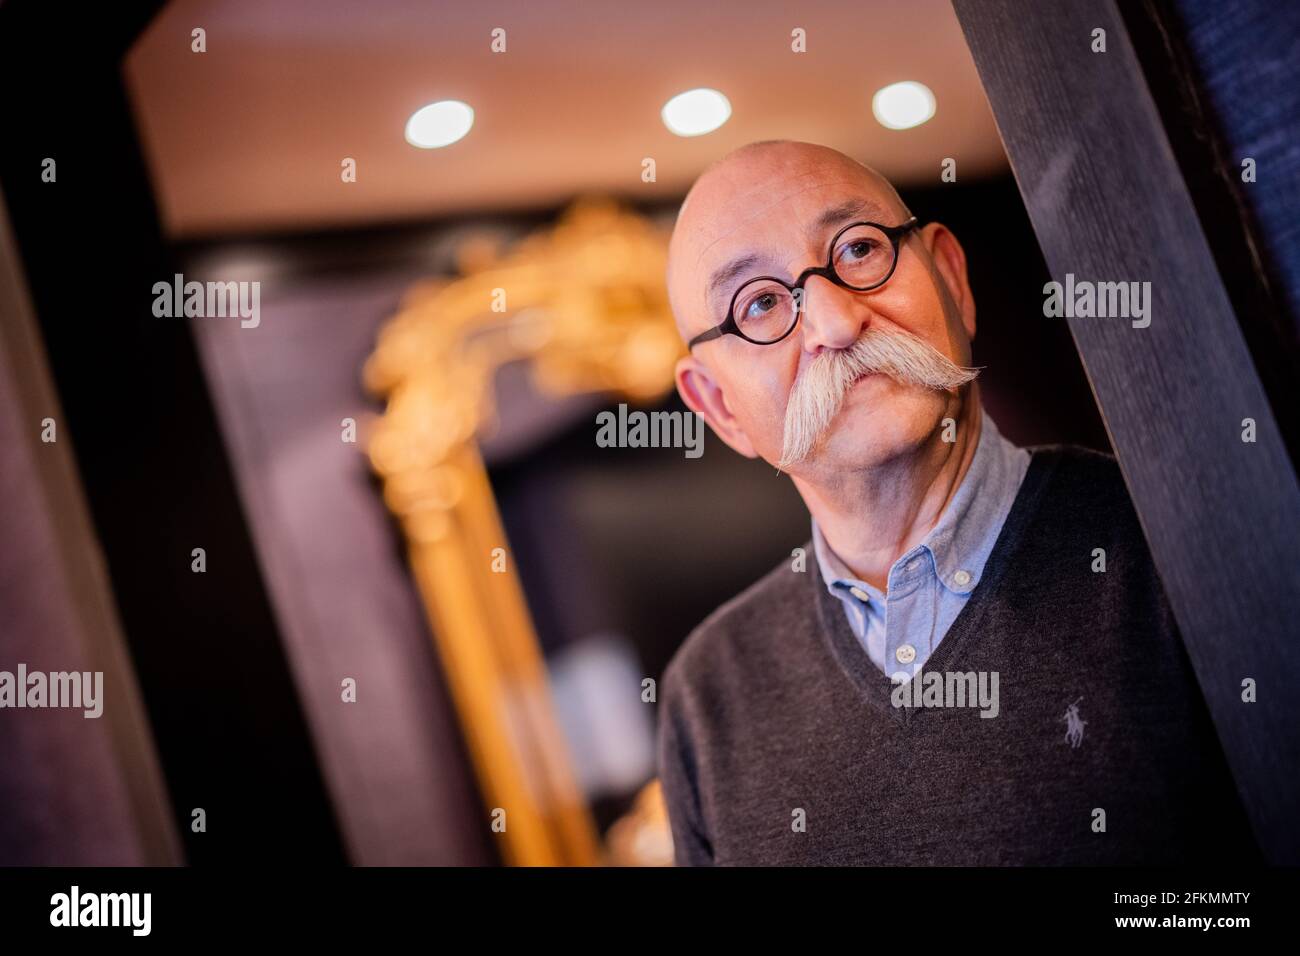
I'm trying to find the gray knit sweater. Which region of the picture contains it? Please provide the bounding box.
[657,446,1258,865]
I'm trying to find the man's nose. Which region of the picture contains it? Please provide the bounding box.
[798,274,869,352]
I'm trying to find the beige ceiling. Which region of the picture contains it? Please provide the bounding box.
[125,0,1008,239]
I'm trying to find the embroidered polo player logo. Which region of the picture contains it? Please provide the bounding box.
[1061,697,1086,748]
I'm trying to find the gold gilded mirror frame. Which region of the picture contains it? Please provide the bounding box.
[363,199,681,866]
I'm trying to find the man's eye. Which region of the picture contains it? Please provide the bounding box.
[743,292,779,320]
[840,239,882,262]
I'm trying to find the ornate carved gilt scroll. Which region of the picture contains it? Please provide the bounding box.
[363,199,680,865]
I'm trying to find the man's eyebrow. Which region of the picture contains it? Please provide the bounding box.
[705,253,765,306]
[702,197,890,307]
[805,197,885,241]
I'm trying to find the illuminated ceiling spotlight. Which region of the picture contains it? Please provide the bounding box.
[871,81,936,130]
[405,100,475,149]
[662,88,732,137]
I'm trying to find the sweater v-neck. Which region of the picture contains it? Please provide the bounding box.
[808,446,1063,722]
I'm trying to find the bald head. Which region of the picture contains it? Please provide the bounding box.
[666,140,910,343]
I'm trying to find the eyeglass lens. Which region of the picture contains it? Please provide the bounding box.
[730,223,897,343]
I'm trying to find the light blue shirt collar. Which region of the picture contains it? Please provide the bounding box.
[811,410,1029,601]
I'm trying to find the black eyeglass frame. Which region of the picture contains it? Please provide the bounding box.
[687,216,921,350]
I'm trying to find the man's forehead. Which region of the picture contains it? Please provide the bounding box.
[691,178,891,262]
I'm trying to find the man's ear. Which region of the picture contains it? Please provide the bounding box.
[921,223,976,342]
[675,353,759,459]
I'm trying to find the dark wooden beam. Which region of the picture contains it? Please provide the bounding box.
[0,0,348,865]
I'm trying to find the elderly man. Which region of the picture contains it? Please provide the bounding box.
[656,140,1256,865]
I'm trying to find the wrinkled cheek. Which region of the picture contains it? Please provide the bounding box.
[730,386,791,459]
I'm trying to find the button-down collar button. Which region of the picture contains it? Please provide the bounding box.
[848,585,870,603]
[953,569,972,588]
[895,644,917,664]
[906,558,920,572]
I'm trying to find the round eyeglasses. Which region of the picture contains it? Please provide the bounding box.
[688,217,920,349]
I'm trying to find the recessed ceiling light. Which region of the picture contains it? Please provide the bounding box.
[405,100,475,149]
[662,88,732,137]
[871,81,936,130]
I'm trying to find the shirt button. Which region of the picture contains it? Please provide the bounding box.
[848,586,870,602]
[895,644,917,664]
[953,569,972,587]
